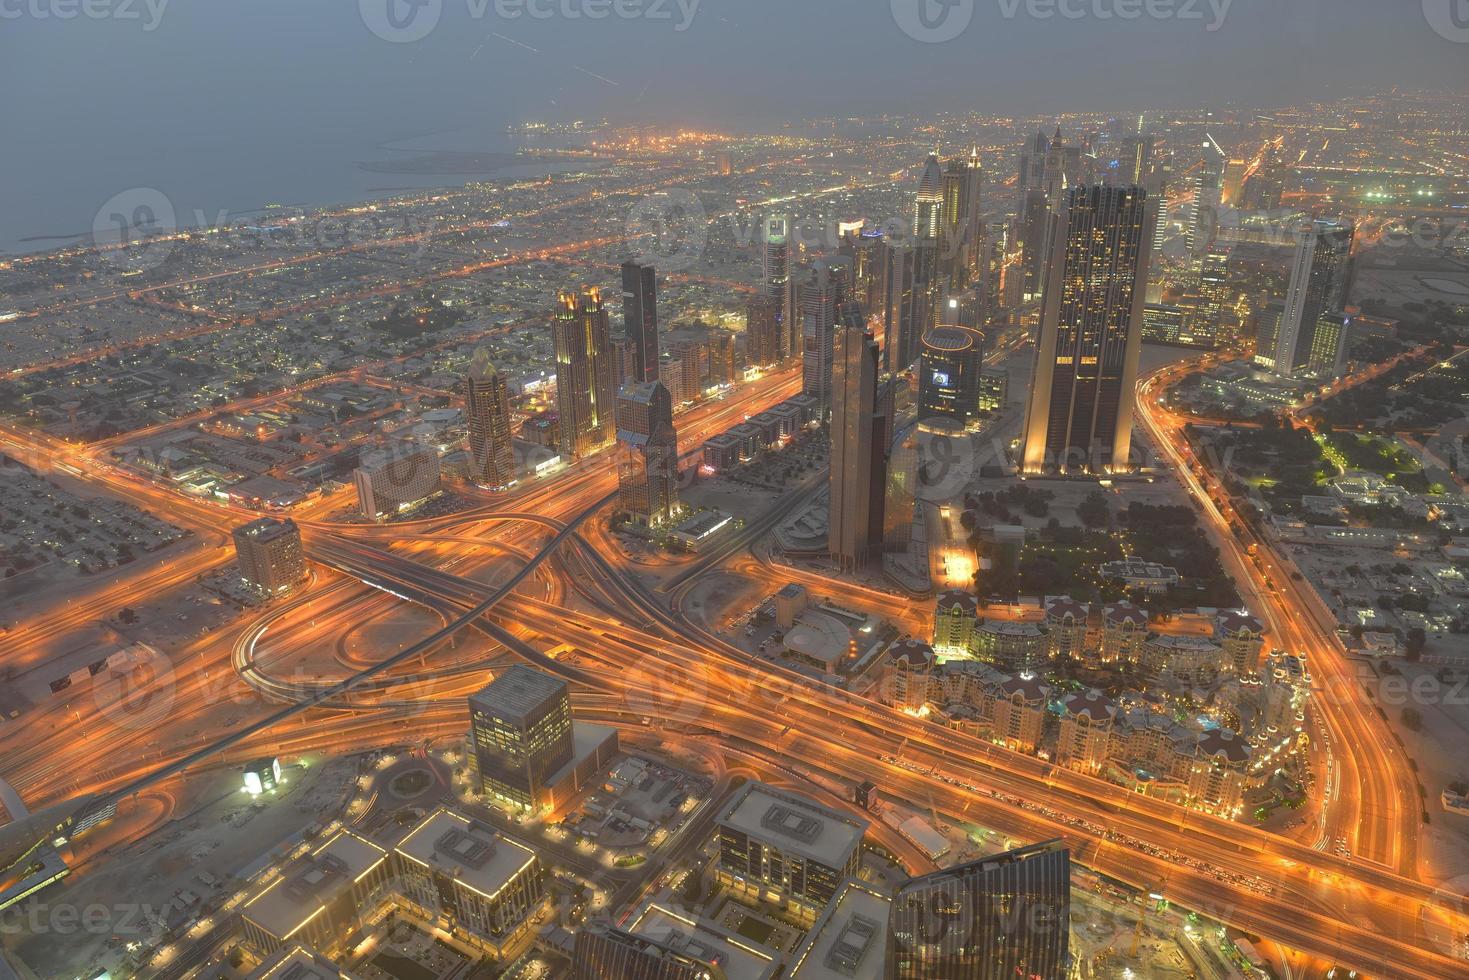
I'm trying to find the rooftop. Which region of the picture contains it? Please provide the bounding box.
[788,879,891,980]
[394,808,538,901]
[628,903,780,980]
[241,830,386,942]
[719,783,866,870]
[469,664,568,724]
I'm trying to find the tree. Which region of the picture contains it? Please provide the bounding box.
[1405,627,1427,661]
[1078,491,1111,529]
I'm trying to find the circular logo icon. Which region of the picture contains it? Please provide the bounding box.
[911,425,977,502]
[360,0,442,43]
[1423,0,1469,43]
[92,645,178,733]
[891,0,974,44]
[625,189,707,273]
[92,188,177,271]
[622,654,710,728]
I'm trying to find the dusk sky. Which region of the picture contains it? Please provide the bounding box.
[3,0,1465,248]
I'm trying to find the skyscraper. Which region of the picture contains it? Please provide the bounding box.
[914,153,945,241]
[763,220,796,360]
[232,517,308,597]
[918,326,985,428]
[1021,185,1155,474]
[829,305,887,571]
[468,665,574,810]
[617,380,680,526]
[941,150,984,290]
[745,292,782,370]
[622,260,659,384]
[887,840,1071,980]
[798,256,851,416]
[553,286,617,459]
[465,348,516,488]
[354,441,441,519]
[1018,188,1052,303]
[1273,219,1355,379]
[1186,135,1227,259]
[1016,129,1051,209]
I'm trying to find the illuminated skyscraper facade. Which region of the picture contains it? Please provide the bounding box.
[553,286,617,459]
[232,517,307,597]
[469,665,574,810]
[1273,219,1355,379]
[1021,185,1154,474]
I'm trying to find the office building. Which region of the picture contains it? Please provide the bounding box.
[763,220,796,359]
[574,924,731,980]
[553,286,617,458]
[1252,300,1286,371]
[714,782,868,922]
[977,365,1008,413]
[240,830,391,958]
[1308,310,1351,380]
[843,228,890,320]
[1273,220,1354,378]
[392,808,546,959]
[617,380,681,526]
[1018,188,1051,302]
[918,326,984,427]
[466,347,517,488]
[354,441,441,520]
[244,946,356,980]
[884,239,941,373]
[788,878,892,980]
[941,149,983,290]
[828,309,887,571]
[232,517,308,597]
[1021,185,1154,474]
[468,665,574,810]
[622,260,660,384]
[797,257,851,415]
[887,840,1071,980]
[1186,136,1226,258]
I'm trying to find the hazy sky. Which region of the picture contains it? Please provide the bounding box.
[2,0,1464,248]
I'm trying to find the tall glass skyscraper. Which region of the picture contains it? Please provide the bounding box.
[1273,219,1355,379]
[465,347,515,488]
[1021,185,1154,474]
[621,260,659,385]
[553,286,617,459]
[887,840,1071,980]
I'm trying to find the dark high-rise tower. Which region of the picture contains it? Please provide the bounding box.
[621,260,659,384]
[918,326,985,427]
[763,220,796,360]
[553,286,617,459]
[1273,219,1355,378]
[1021,185,1155,474]
[798,257,851,416]
[887,840,1071,980]
[465,348,516,488]
[745,292,783,370]
[829,304,887,572]
[616,380,680,526]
